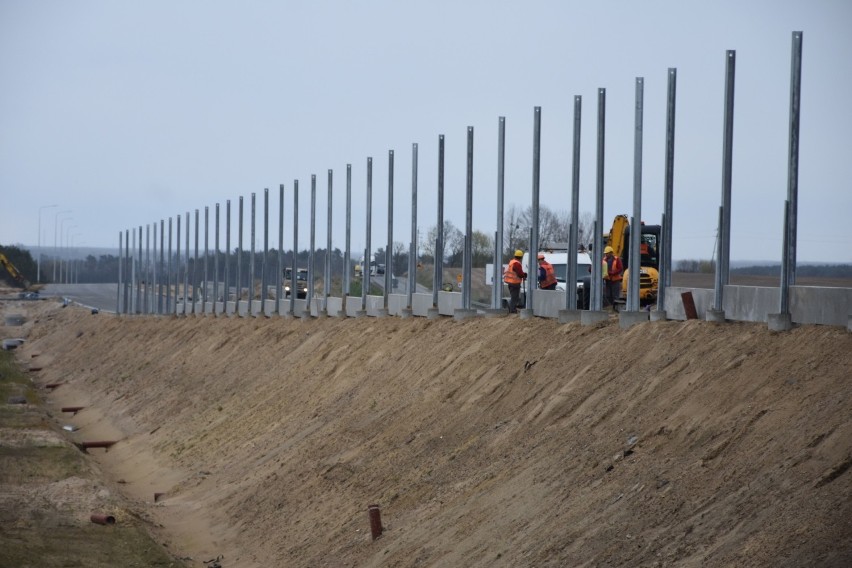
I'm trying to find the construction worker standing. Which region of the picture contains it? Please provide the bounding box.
[602,246,623,308]
[503,249,527,313]
[537,254,557,290]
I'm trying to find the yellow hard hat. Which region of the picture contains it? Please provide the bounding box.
[514,249,523,257]
[604,246,614,254]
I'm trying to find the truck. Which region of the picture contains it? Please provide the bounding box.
[283,267,308,299]
[604,214,661,306]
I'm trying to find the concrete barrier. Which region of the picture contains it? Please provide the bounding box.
[664,285,852,327]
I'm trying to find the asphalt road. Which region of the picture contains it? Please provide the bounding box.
[40,283,120,313]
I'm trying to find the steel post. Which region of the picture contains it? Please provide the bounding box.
[225,200,231,306]
[159,219,165,314]
[786,32,803,287]
[629,78,644,312]
[238,197,243,306]
[167,217,172,313]
[344,165,352,298]
[661,68,677,311]
[326,170,333,303]
[718,50,736,311]
[262,188,269,311]
[291,180,299,315]
[495,118,505,309]
[567,95,581,310]
[529,107,542,311]
[364,158,372,311]
[408,143,418,309]
[592,89,606,311]
[277,184,284,313]
[214,204,220,314]
[194,210,199,314]
[250,193,256,315]
[309,176,316,306]
[463,128,474,310]
[386,150,394,306]
[435,136,445,307]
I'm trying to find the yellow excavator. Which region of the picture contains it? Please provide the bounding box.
[603,214,661,306]
[0,252,31,289]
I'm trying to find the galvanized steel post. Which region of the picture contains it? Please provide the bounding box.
[174,221,179,314]
[193,210,199,314]
[250,192,256,315]
[364,158,372,311]
[203,207,209,310]
[214,204,220,314]
[716,50,736,312]
[660,68,677,313]
[183,212,189,314]
[529,107,542,312]
[386,150,394,306]
[628,78,644,313]
[494,118,506,310]
[117,232,122,315]
[124,229,130,313]
[145,224,150,314]
[344,165,352,298]
[167,217,172,314]
[237,197,243,307]
[159,219,165,314]
[325,170,333,304]
[262,188,269,312]
[291,180,299,315]
[592,89,606,311]
[225,200,231,306]
[463,127,474,310]
[309,175,316,306]
[435,136,445,308]
[408,143,418,308]
[277,184,284,313]
[567,95,582,310]
[786,32,803,286]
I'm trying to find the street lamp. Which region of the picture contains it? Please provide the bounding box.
[54,210,71,282]
[63,224,77,283]
[71,233,83,284]
[38,205,58,283]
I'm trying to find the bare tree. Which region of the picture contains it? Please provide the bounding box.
[422,221,464,267]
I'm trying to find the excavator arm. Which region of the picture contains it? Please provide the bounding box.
[0,253,31,289]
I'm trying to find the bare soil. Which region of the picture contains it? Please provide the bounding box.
[3,288,852,567]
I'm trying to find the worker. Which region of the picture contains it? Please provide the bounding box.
[537,254,557,290]
[602,245,623,308]
[503,249,527,313]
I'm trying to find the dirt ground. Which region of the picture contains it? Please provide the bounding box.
[3,286,851,567]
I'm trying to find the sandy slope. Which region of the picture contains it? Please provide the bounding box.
[17,302,852,567]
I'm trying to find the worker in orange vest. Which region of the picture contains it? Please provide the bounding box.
[603,246,623,308]
[503,249,527,313]
[537,254,557,290]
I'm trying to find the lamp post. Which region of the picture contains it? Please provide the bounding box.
[71,234,83,283]
[62,223,76,284]
[54,210,71,282]
[38,205,58,283]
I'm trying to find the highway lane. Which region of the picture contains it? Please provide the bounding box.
[40,283,120,313]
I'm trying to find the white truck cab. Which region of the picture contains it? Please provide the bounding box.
[522,250,592,292]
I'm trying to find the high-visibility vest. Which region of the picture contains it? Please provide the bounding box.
[539,261,557,288]
[504,258,523,285]
[604,255,623,281]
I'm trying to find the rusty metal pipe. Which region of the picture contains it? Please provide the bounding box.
[681,291,698,320]
[43,382,64,389]
[61,406,85,414]
[368,504,383,540]
[154,492,165,502]
[90,513,116,525]
[28,367,43,372]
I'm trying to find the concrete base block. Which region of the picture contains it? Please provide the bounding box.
[353,310,367,318]
[558,309,581,324]
[317,310,328,319]
[427,308,441,320]
[650,309,667,322]
[706,309,726,323]
[849,315,852,333]
[400,308,413,319]
[453,309,479,322]
[619,310,650,329]
[375,308,390,318]
[334,310,347,318]
[519,308,535,320]
[482,308,506,318]
[581,310,610,326]
[768,313,793,332]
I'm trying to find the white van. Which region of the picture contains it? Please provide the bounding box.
[519,249,593,309]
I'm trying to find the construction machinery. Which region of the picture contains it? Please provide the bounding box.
[0,253,31,289]
[603,214,661,306]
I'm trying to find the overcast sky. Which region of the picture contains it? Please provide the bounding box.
[2,0,850,263]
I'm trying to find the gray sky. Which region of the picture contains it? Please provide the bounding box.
[2,0,850,263]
